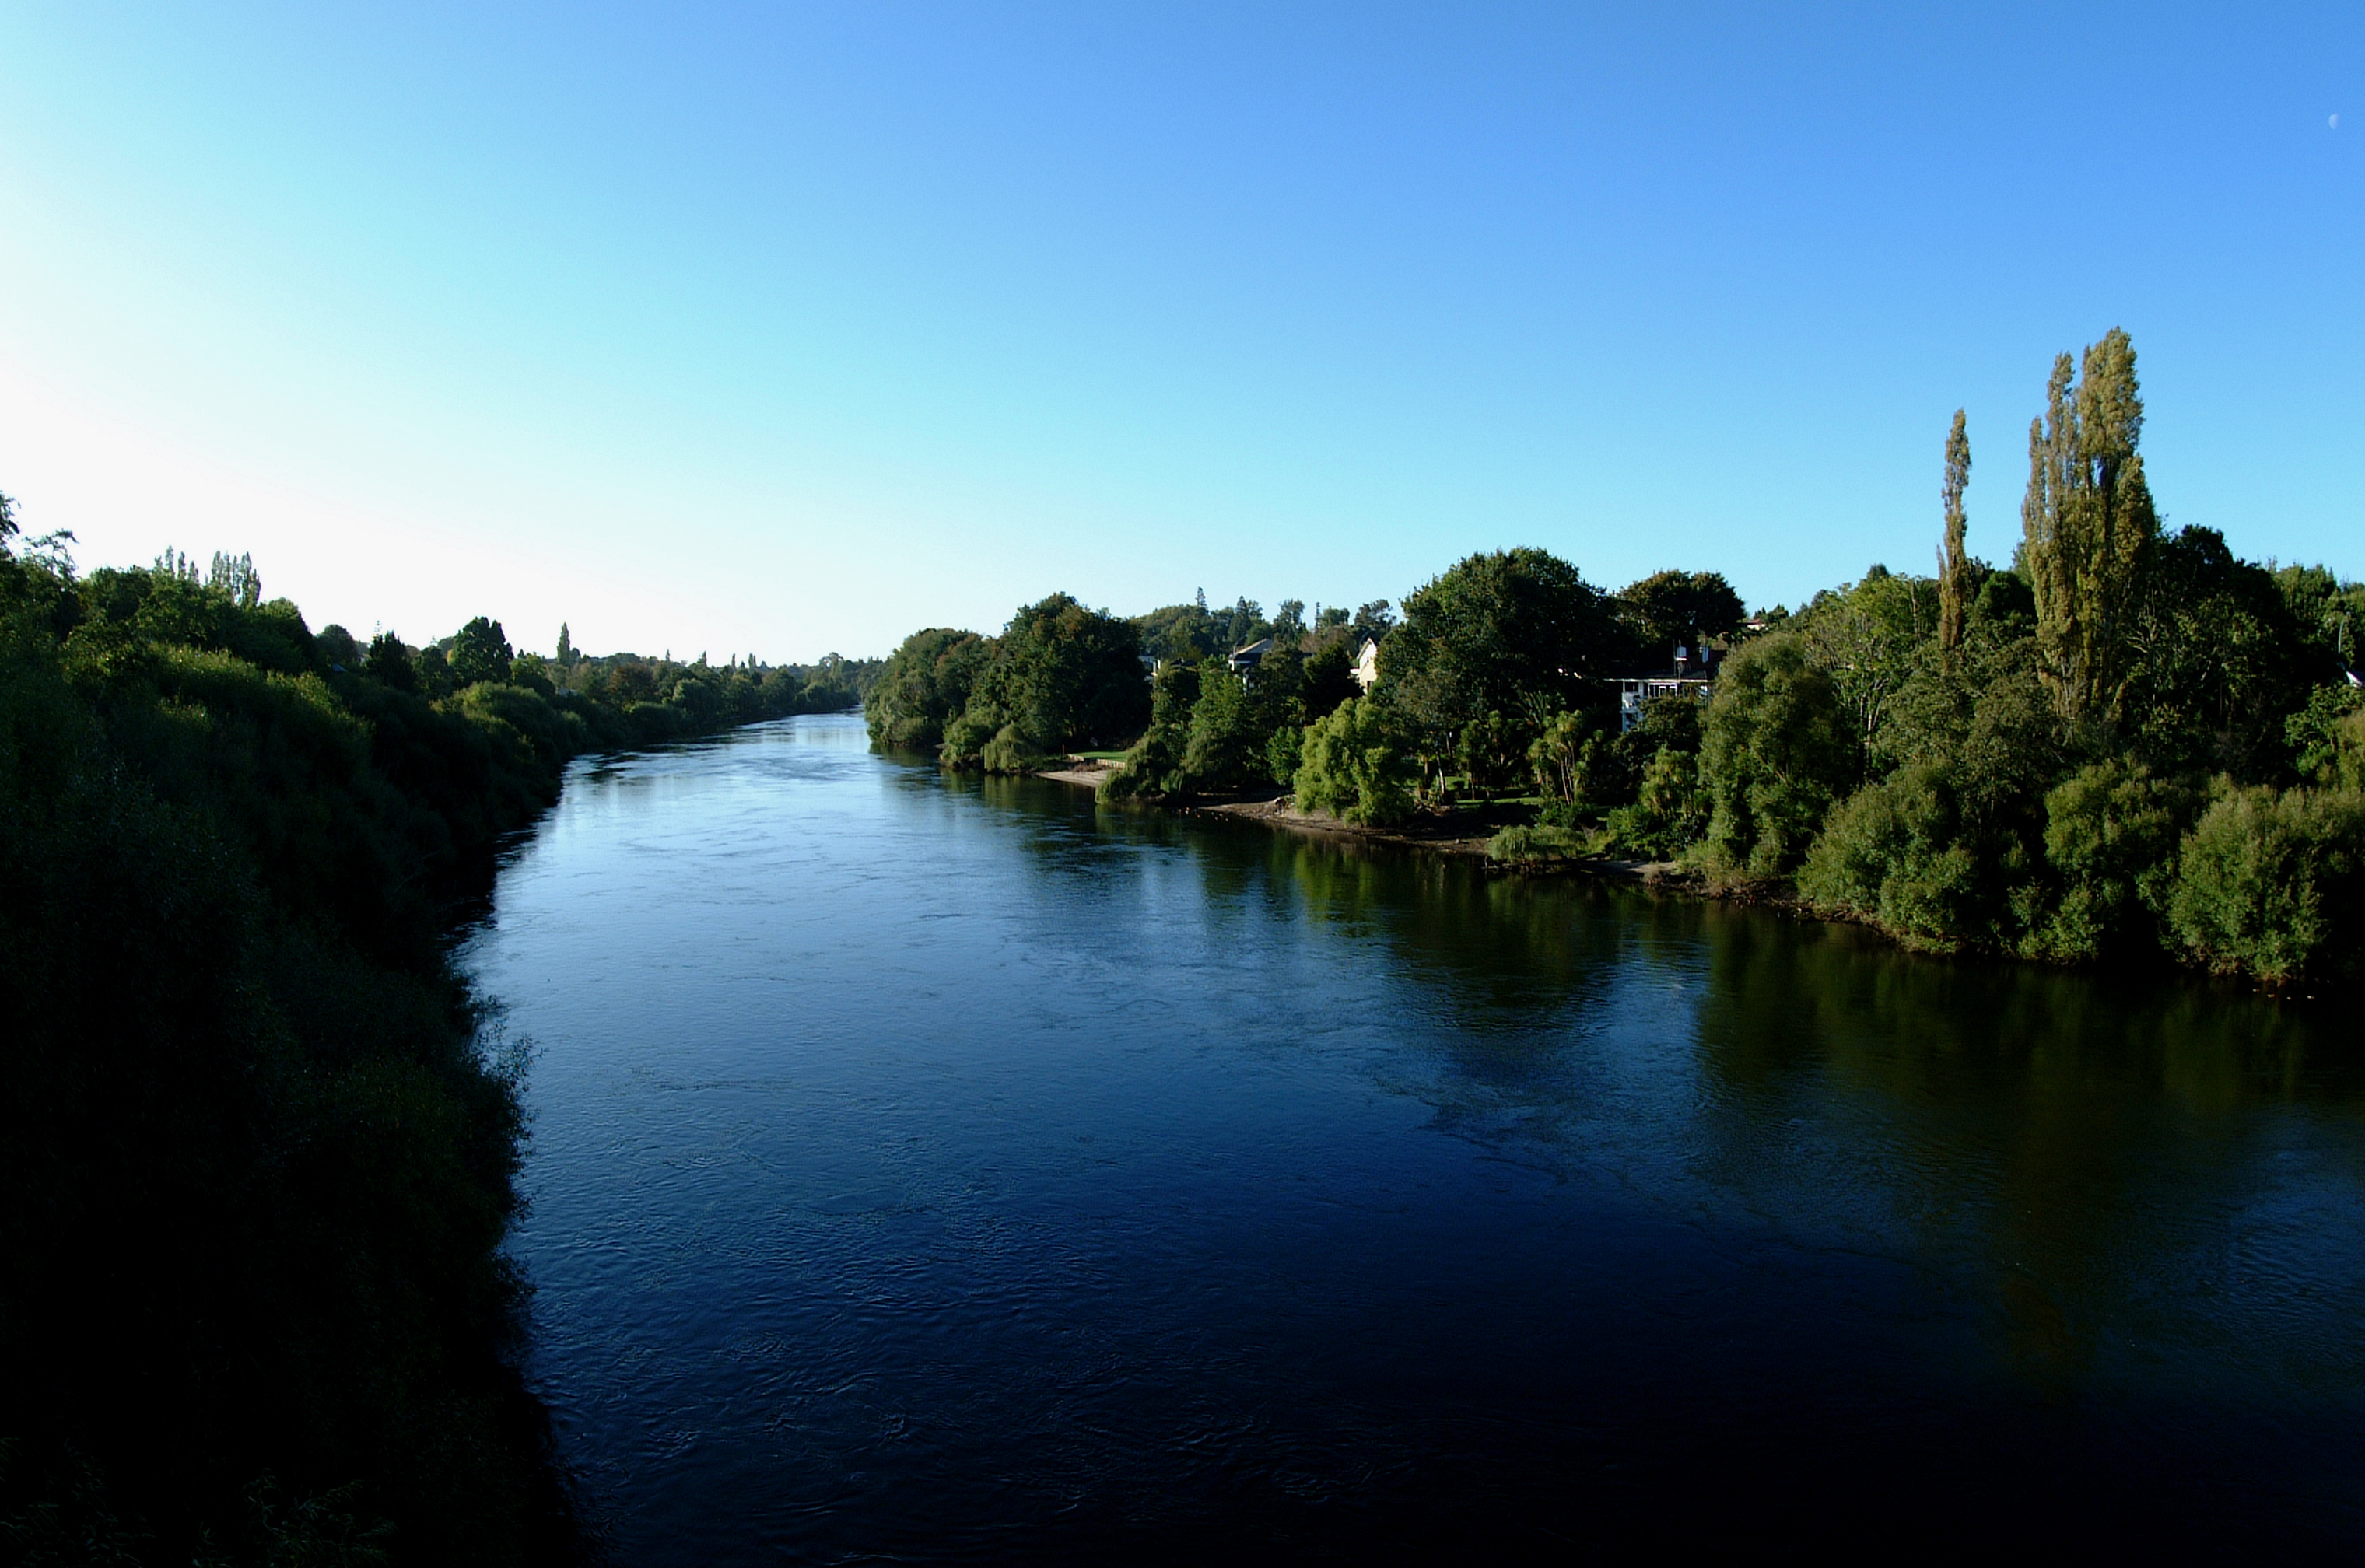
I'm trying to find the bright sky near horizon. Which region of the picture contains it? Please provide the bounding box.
[1,5,2356,663]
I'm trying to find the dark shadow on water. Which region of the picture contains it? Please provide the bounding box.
[491,723,2365,1562]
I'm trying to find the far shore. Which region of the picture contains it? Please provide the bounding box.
[1036,761,1693,886]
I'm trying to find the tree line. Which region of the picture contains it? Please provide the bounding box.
[869,329,2363,988]
[866,569,1737,782]
[335,614,873,751]
[0,520,853,1560]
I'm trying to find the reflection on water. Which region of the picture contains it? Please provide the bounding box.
[463,714,2365,1560]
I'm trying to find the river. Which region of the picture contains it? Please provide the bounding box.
[458,712,2365,1560]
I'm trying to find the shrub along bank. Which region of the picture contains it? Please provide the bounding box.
[0,522,852,1562]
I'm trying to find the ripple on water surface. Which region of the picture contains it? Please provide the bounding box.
[459,713,2365,1561]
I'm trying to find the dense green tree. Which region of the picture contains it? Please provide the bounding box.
[1264,712,1307,786]
[1214,596,1268,653]
[448,614,514,688]
[510,649,558,698]
[1527,709,1596,805]
[365,631,417,691]
[2287,684,2365,788]
[937,701,1008,771]
[2021,328,2160,735]
[2023,760,2197,961]
[2121,527,2319,779]
[415,644,455,699]
[1133,601,1221,667]
[952,593,1148,768]
[1293,697,1415,826]
[1698,633,1857,877]
[1798,759,1987,949]
[1603,745,1708,859]
[2167,782,2365,983]
[1098,643,1311,800]
[866,627,990,750]
[2273,563,2365,672]
[1972,567,2037,639]
[316,621,361,669]
[1806,619,2064,950]
[1792,566,1939,765]
[1299,635,1361,719]
[1177,657,1261,786]
[1379,548,1617,792]
[207,548,262,608]
[1614,569,1746,666]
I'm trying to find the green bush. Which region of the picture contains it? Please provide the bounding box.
[1699,632,1857,877]
[866,627,989,750]
[1798,761,1985,950]
[938,703,1004,770]
[2023,759,2195,961]
[1264,718,1305,787]
[1526,709,1593,804]
[1293,698,1415,827]
[2165,782,2365,983]
[1581,696,1701,811]
[931,592,1148,763]
[1177,657,1261,789]
[1487,824,1586,866]
[2286,682,2365,788]
[980,722,1053,775]
[1536,798,1585,830]
[1601,745,1705,859]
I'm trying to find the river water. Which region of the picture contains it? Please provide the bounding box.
[461,712,2365,1560]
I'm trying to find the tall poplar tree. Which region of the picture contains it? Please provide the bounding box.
[2020,327,2157,734]
[1936,410,1972,656]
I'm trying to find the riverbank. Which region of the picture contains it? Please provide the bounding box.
[1038,764,1698,886]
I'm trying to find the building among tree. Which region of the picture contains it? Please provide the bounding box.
[1613,642,1720,732]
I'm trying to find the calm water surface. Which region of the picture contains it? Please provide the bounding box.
[461,713,2365,1560]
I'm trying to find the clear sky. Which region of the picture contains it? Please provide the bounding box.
[1,4,2355,662]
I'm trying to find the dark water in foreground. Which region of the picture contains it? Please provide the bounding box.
[461,713,2365,1560]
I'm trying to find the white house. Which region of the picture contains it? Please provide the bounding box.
[1613,642,1719,732]
[1613,674,1715,732]
[1351,639,1380,692]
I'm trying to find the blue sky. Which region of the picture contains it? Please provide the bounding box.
[0,4,2355,661]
